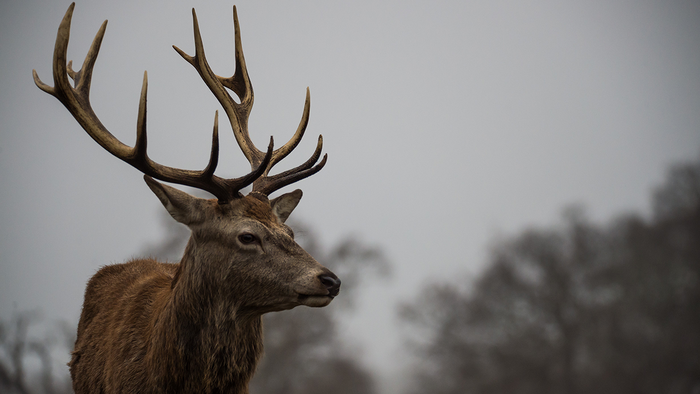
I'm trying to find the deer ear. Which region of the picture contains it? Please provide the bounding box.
[144,176,203,225]
[270,189,303,223]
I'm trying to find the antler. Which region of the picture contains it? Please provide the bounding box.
[173,6,327,197]
[32,3,276,203]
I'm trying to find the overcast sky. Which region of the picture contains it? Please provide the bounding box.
[1,1,699,392]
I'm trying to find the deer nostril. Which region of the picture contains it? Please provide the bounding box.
[318,274,341,297]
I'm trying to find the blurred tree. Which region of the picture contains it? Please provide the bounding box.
[0,312,73,394]
[587,157,700,393]
[400,156,700,394]
[142,216,390,394]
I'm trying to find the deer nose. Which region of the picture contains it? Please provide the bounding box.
[318,273,341,297]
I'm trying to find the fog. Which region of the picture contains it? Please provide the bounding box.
[1,1,699,392]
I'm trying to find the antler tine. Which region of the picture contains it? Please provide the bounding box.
[33,3,131,159]
[202,111,221,178]
[254,136,327,195]
[175,6,327,196]
[220,6,252,109]
[173,7,261,167]
[262,88,312,174]
[33,3,274,204]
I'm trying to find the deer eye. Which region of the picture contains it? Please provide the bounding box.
[238,233,257,245]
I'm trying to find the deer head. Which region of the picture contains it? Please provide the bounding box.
[33,2,339,308]
[148,179,339,312]
[34,4,339,392]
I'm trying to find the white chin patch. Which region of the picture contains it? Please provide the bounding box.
[298,295,333,308]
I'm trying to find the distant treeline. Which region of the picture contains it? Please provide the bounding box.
[401,155,700,394]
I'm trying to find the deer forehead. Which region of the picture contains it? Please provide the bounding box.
[239,196,279,225]
[204,195,283,229]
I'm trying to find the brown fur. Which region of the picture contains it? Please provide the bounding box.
[69,193,339,394]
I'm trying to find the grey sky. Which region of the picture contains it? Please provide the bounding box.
[2,1,699,392]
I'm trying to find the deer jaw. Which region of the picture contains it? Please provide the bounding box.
[146,176,340,315]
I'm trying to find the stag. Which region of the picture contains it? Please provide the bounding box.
[33,4,340,393]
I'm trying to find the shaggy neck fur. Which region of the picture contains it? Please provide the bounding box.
[149,238,264,394]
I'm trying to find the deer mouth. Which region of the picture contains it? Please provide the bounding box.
[297,293,334,307]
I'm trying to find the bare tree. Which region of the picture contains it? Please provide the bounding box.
[401,155,700,394]
[0,312,73,394]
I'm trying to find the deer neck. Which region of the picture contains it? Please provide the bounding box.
[153,237,264,393]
